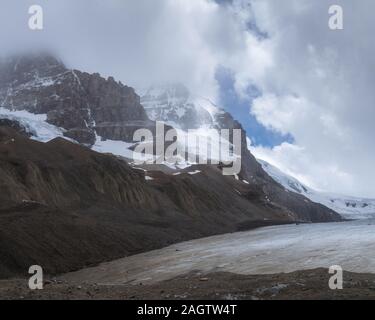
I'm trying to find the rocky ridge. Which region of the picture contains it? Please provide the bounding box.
[0,55,155,146]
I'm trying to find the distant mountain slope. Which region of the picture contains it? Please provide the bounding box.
[258,159,375,220]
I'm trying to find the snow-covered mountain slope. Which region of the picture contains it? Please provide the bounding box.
[0,107,194,170]
[139,84,245,167]
[258,159,375,220]
[140,84,226,130]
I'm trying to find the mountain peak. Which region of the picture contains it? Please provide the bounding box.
[140,83,226,130]
[0,53,66,87]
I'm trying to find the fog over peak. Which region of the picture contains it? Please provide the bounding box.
[2,0,375,197]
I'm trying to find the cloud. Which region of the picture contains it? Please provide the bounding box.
[0,0,270,101]
[251,94,310,135]
[251,142,355,194]
[247,0,375,197]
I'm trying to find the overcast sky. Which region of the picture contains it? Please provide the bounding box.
[1,0,375,198]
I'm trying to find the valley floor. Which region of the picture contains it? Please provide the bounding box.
[1,268,375,300]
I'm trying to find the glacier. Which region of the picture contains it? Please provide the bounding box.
[62,218,375,285]
[0,107,67,143]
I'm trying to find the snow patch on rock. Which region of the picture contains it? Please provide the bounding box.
[0,107,67,142]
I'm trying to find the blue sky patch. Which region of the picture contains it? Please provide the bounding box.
[215,67,294,147]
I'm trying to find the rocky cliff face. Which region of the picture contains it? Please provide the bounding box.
[0,55,154,146]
